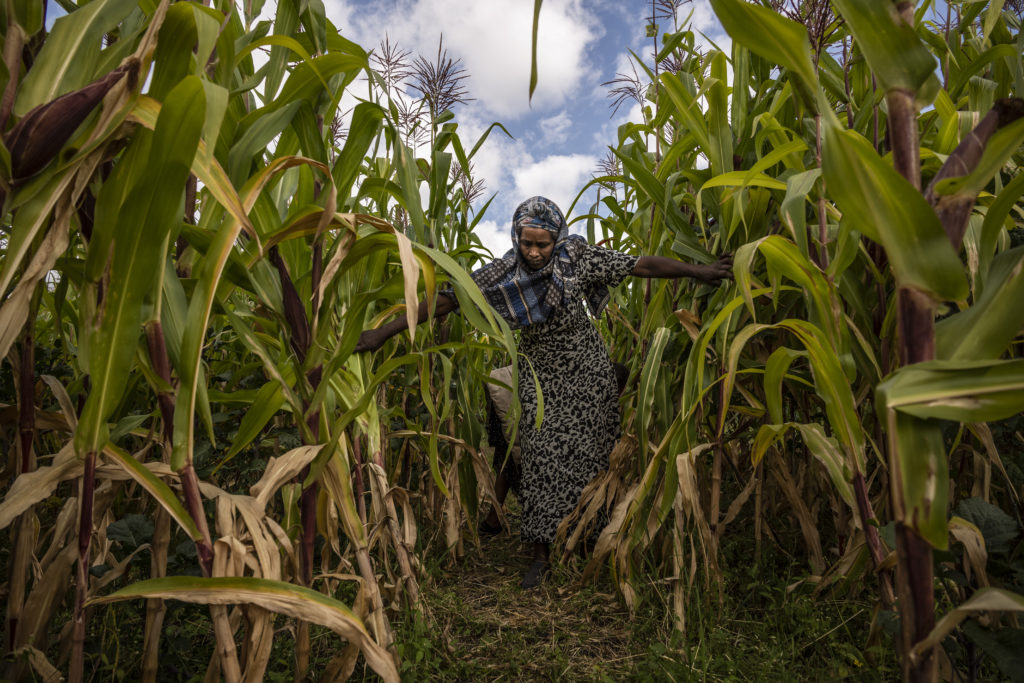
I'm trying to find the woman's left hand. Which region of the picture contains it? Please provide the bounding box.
[699,254,734,283]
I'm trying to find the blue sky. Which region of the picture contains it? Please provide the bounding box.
[326,0,730,256]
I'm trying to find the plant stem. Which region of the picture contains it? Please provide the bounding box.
[815,114,829,268]
[180,463,215,576]
[70,450,97,683]
[852,472,896,605]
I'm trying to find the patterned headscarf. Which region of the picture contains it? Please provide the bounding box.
[471,196,612,328]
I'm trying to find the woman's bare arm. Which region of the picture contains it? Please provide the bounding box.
[631,254,733,282]
[354,292,457,352]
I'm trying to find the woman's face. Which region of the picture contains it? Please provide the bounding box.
[518,226,555,270]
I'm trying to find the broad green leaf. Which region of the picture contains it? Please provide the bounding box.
[263,0,300,101]
[659,72,712,158]
[831,0,937,95]
[721,322,772,433]
[779,319,865,473]
[878,359,1024,423]
[707,51,733,176]
[980,172,1024,278]
[529,0,543,102]
[76,76,205,457]
[228,100,302,183]
[754,423,855,506]
[15,0,138,116]
[127,96,258,243]
[888,411,949,548]
[780,169,820,257]
[393,142,427,242]
[102,443,201,541]
[217,381,286,469]
[764,347,807,424]
[638,328,670,457]
[12,0,43,34]
[823,123,967,301]
[937,247,1024,360]
[87,576,398,682]
[709,0,819,109]
[273,51,366,115]
[149,2,197,102]
[333,102,384,200]
[932,117,1024,199]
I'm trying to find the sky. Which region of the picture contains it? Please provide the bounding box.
[323,0,730,257]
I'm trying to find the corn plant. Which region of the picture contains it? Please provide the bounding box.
[533,1,1024,679]
[0,0,512,680]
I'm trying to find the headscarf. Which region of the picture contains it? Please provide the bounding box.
[471,196,613,329]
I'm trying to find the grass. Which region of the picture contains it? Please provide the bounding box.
[390,509,900,682]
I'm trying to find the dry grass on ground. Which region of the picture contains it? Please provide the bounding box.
[400,515,665,682]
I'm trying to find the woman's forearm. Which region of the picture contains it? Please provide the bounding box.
[356,293,456,351]
[632,255,704,279]
[631,255,733,282]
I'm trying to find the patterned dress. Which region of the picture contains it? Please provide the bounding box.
[512,243,638,543]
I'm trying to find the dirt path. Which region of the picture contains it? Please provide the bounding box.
[408,519,660,681]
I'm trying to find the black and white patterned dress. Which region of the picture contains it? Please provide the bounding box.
[513,243,638,543]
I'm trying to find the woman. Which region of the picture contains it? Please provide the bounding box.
[355,197,732,588]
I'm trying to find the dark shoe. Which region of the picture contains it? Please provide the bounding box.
[478,518,502,536]
[521,560,550,589]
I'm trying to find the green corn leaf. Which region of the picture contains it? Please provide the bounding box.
[980,173,1024,279]
[263,0,300,101]
[12,0,43,35]
[822,123,968,301]
[932,117,1024,200]
[273,51,366,115]
[638,328,671,458]
[102,443,201,541]
[878,359,1024,423]
[393,142,428,243]
[831,0,937,96]
[764,347,807,424]
[887,411,949,549]
[658,71,712,158]
[217,380,286,470]
[87,576,398,682]
[76,76,205,457]
[753,423,855,506]
[149,3,198,102]
[730,42,750,139]
[709,0,820,110]
[15,0,138,116]
[937,247,1024,361]
[529,0,543,102]
[779,319,865,473]
[780,169,820,257]
[707,51,733,176]
[332,102,385,201]
[228,101,302,183]
[721,323,772,435]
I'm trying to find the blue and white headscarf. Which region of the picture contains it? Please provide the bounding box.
[471,196,612,329]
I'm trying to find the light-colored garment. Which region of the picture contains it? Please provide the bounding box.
[486,365,521,465]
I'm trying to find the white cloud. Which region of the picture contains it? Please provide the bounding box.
[324,0,601,119]
[538,111,572,146]
[470,219,509,259]
[512,153,598,219]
